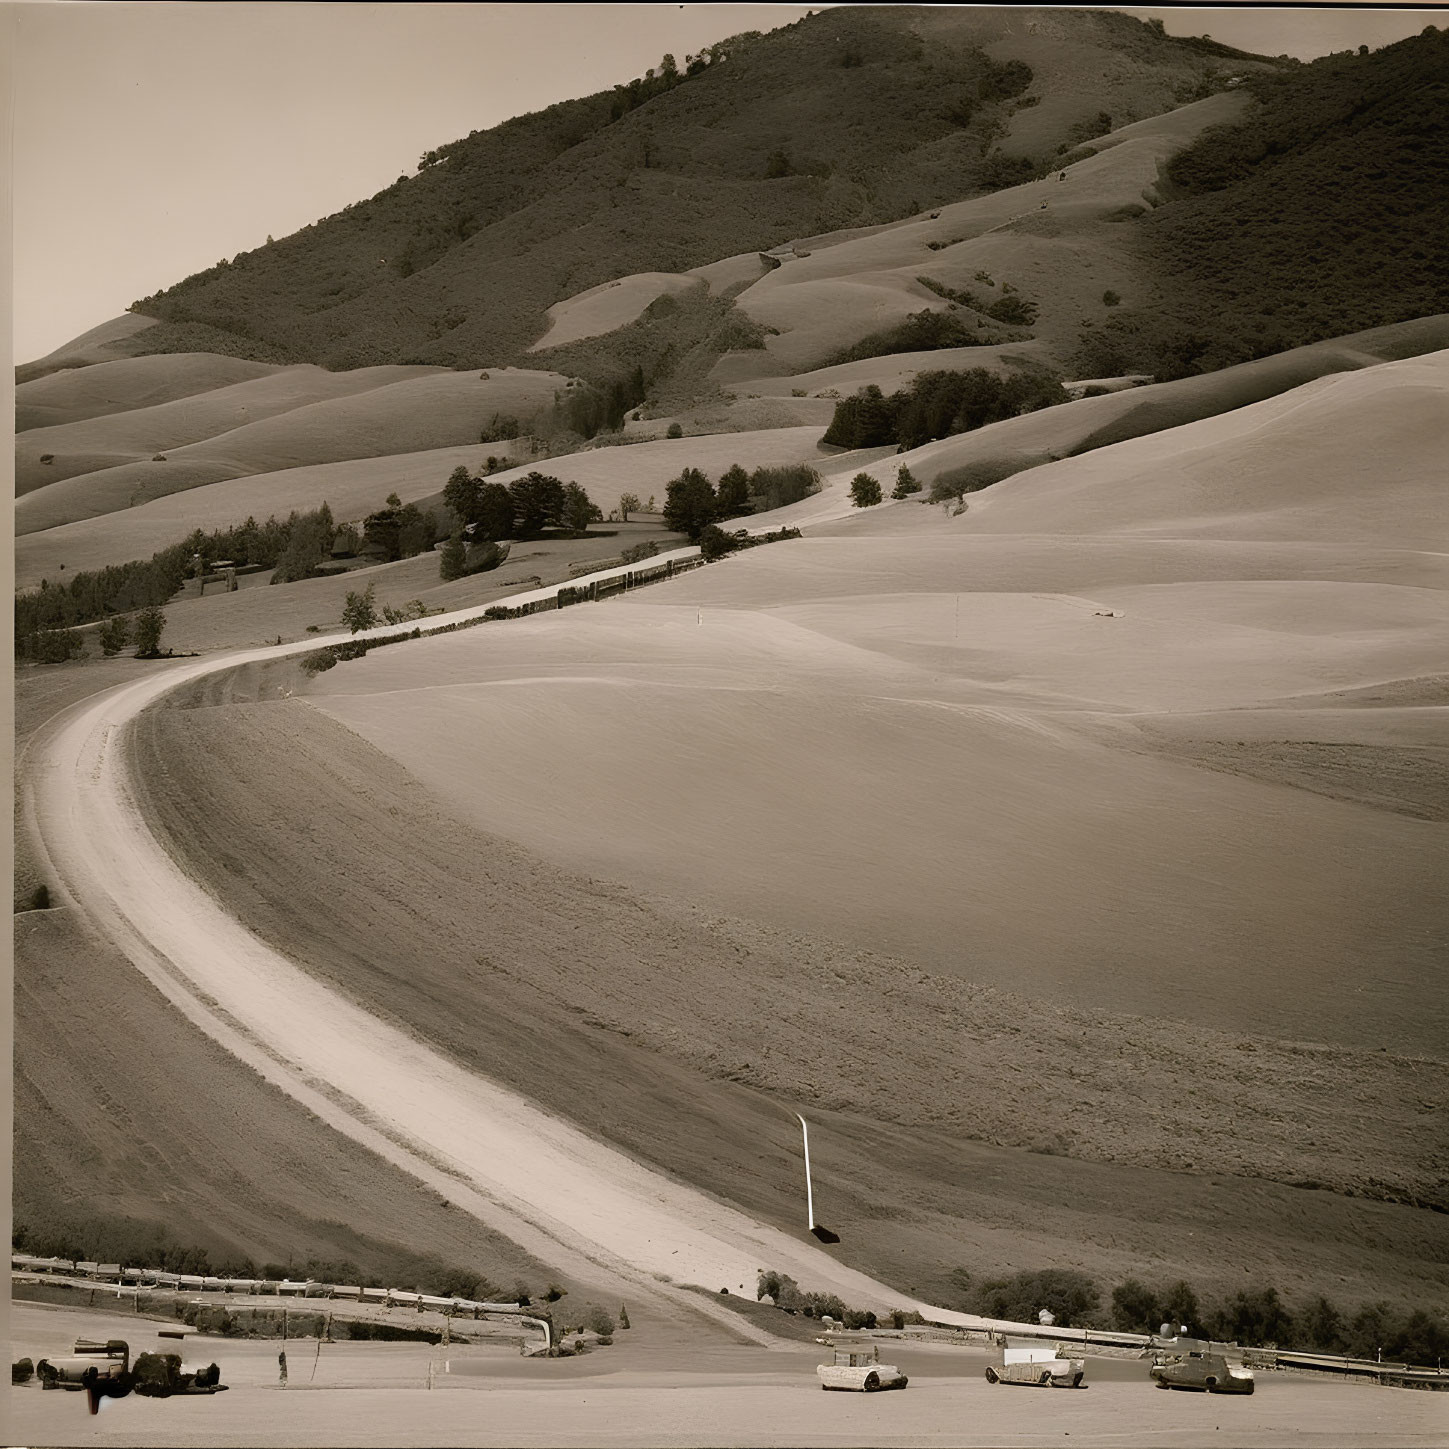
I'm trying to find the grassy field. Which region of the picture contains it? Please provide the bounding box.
[16,351,1435,1323]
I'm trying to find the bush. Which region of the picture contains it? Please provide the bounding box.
[699,524,742,561]
[973,1269,1100,1327]
[929,458,1023,500]
[1111,1278,1161,1333]
[666,422,683,439]
[749,464,821,511]
[824,310,982,368]
[849,472,883,507]
[986,294,1038,326]
[342,584,378,634]
[98,615,131,656]
[479,413,520,443]
[133,606,167,658]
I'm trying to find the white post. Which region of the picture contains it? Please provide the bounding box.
[795,1113,815,1230]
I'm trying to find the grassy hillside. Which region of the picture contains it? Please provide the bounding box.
[119,7,1264,379]
[1074,26,1449,378]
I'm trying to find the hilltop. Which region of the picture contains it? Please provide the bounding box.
[111,7,1272,381]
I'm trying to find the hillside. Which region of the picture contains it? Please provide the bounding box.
[115,7,1270,379]
[1075,25,1449,377]
[115,347,1449,1316]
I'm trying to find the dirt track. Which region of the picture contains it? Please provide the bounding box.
[24,652,1010,1335]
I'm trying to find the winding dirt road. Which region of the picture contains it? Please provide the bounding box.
[24,593,988,1339]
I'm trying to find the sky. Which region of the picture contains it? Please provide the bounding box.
[7,3,1443,364]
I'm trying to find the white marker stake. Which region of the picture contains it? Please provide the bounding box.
[796,1113,815,1230]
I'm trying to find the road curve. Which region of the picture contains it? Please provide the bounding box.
[24,596,992,1337]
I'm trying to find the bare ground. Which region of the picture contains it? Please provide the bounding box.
[112,683,1449,1311]
[11,1302,1446,1449]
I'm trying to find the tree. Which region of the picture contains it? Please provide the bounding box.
[617,492,642,522]
[133,606,167,658]
[662,468,717,541]
[443,466,480,526]
[273,504,336,583]
[98,616,131,656]
[559,482,598,537]
[850,472,883,507]
[1160,1281,1203,1337]
[475,482,515,541]
[892,464,921,498]
[716,464,751,518]
[1111,1279,1161,1334]
[508,472,566,538]
[342,584,378,634]
[363,496,405,561]
[439,532,467,581]
[396,504,436,559]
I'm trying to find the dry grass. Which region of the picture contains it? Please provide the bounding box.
[16,350,280,432]
[531,273,705,352]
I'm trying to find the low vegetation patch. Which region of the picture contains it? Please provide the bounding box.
[822,309,993,368]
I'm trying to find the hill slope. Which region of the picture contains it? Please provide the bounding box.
[119,7,1271,374]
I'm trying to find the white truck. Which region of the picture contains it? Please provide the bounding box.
[816,1339,909,1392]
[985,1343,1087,1387]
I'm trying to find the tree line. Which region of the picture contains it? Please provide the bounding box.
[758,1262,1447,1363]
[661,463,822,541]
[15,504,345,661]
[822,367,1070,451]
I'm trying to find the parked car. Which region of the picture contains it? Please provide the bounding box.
[1151,1350,1254,1394]
[816,1339,909,1392]
[985,1344,1087,1388]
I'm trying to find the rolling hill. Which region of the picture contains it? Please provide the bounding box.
[111,7,1277,377]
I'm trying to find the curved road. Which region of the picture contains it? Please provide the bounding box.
[25,581,993,1340]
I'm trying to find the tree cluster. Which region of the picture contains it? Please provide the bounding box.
[362,492,441,563]
[1109,1278,1447,1362]
[822,367,1069,451]
[15,503,339,661]
[661,462,820,540]
[931,1264,1448,1361]
[442,466,601,545]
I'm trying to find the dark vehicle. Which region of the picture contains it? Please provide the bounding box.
[1151,1350,1254,1394]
